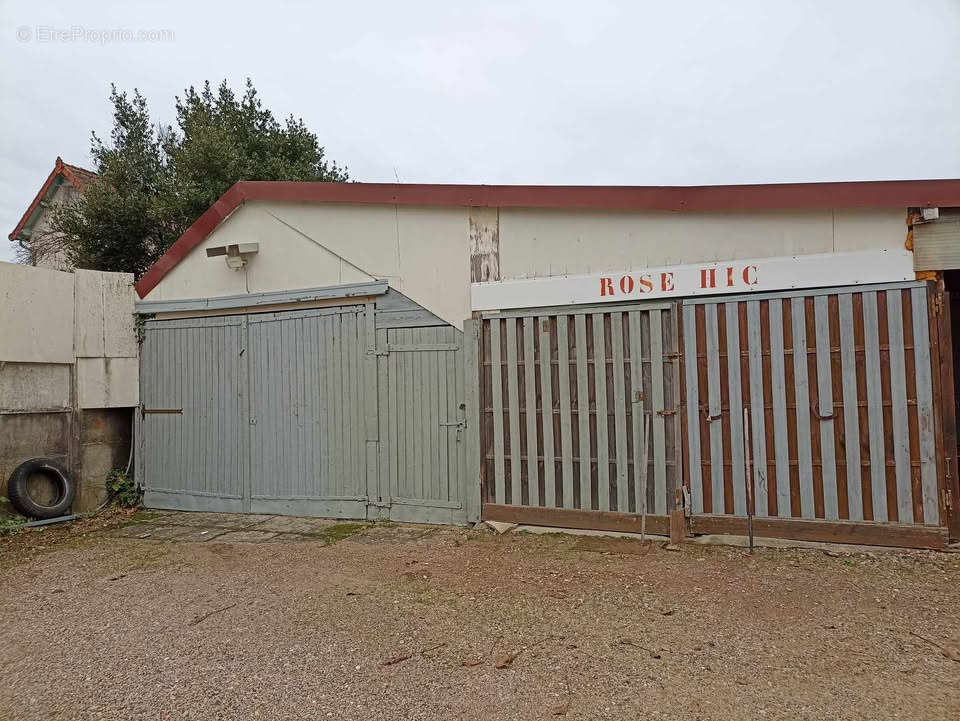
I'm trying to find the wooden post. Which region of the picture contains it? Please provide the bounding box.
[669,504,686,545]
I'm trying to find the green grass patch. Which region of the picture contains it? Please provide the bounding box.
[318,522,367,545]
[0,515,27,536]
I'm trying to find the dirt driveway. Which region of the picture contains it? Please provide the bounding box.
[1,511,958,721]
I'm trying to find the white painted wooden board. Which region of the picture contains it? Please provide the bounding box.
[472,249,913,311]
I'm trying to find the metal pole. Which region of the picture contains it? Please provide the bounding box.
[743,407,754,553]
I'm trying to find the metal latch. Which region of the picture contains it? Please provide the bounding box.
[440,403,467,441]
[141,406,182,418]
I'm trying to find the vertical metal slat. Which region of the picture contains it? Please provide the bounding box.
[814,295,839,520]
[769,299,791,517]
[705,304,723,514]
[791,297,815,519]
[593,314,611,511]
[539,317,557,508]
[863,291,888,521]
[885,289,912,522]
[911,287,939,525]
[523,317,540,507]
[650,309,667,515]
[746,300,768,517]
[629,311,647,514]
[505,317,522,506]
[490,319,506,504]
[725,302,746,516]
[611,313,629,512]
[557,316,574,508]
[681,305,702,514]
[575,314,592,510]
[838,293,864,521]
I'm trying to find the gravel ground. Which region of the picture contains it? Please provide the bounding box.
[1,513,959,721]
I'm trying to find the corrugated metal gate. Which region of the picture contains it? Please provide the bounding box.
[682,282,945,534]
[139,298,469,523]
[479,304,681,528]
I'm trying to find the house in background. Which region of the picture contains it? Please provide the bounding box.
[8,156,98,269]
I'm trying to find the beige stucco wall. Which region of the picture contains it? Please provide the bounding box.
[1,263,138,514]
[496,207,907,279]
[141,202,907,326]
[0,261,138,409]
[0,261,75,364]
[144,202,472,329]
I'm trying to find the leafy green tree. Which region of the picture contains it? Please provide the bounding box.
[49,79,348,275]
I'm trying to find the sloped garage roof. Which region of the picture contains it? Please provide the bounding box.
[135,178,960,298]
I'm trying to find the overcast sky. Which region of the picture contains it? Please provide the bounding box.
[1,0,958,263]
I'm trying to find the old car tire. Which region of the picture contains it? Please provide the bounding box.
[6,458,75,520]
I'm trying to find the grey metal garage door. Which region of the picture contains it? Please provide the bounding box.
[139,301,470,523]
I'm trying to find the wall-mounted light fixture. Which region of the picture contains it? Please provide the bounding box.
[206,242,260,270]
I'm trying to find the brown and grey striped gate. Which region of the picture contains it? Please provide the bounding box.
[681,282,950,548]
[480,303,682,531]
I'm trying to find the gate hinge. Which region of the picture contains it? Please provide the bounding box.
[370,349,389,356]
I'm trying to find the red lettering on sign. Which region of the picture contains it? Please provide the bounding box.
[661,272,675,292]
[743,265,758,285]
[700,268,716,289]
[619,275,634,294]
[600,277,614,296]
[726,267,735,287]
[638,274,653,293]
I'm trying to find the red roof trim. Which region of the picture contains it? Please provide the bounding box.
[134,178,960,298]
[8,157,97,242]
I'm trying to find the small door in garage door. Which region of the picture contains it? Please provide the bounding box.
[140,316,249,512]
[376,325,468,524]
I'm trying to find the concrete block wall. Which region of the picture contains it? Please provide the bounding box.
[0,261,138,514]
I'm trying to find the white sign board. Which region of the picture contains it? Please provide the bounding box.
[471,248,915,311]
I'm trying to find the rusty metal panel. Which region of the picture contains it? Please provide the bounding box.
[479,303,680,520]
[682,282,941,528]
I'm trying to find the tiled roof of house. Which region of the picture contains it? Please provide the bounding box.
[8,156,100,242]
[61,162,99,190]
